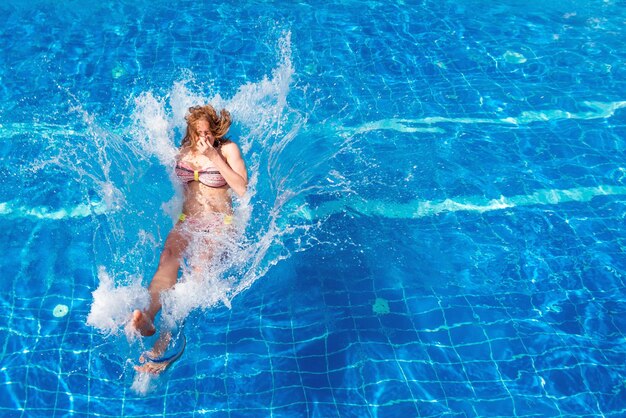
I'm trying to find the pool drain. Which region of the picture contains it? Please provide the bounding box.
[372,298,390,315]
[53,304,69,318]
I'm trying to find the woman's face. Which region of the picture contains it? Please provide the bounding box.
[194,120,214,144]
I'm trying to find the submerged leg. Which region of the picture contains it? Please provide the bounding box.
[134,330,186,375]
[131,226,189,336]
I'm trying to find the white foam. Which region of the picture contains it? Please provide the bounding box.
[86,267,149,336]
[225,30,295,153]
[130,371,156,395]
[130,92,178,167]
[169,79,207,133]
[159,273,233,328]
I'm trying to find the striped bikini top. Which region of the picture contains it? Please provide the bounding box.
[175,161,227,188]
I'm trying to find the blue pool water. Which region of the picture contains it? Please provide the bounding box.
[1,0,625,416]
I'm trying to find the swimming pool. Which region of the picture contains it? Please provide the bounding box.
[1,0,625,416]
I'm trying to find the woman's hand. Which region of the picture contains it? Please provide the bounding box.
[197,136,220,162]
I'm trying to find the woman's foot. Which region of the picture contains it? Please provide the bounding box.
[130,310,156,336]
[134,335,186,375]
[134,355,172,375]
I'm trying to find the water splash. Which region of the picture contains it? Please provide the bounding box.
[86,267,149,336]
[86,31,311,342]
[129,92,177,167]
[130,371,156,395]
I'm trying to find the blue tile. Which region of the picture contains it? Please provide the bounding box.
[298,356,328,374]
[374,401,420,417]
[472,398,516,417]
[2,2,626,417]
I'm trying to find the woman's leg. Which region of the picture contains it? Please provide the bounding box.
[131,226,189,336]
[134,233,216,374]
[134,225,231,374]
[134,330,173,374]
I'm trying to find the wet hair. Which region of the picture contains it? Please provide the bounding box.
[181,105,232,149]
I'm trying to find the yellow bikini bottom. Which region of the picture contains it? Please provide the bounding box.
[178,213,233,225]
[177,213,234,234]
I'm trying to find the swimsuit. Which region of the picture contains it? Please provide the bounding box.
[177,212,234,240]
[175,162,227,188]
[175,161,232,231]
[178,212,233,226]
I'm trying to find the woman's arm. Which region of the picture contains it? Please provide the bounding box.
[202,140,248,197]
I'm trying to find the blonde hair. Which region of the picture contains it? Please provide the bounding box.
[182,105,232,149]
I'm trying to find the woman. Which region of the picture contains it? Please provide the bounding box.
[131,105,248,374]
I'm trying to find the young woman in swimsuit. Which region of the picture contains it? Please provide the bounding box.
[131,105,248,374]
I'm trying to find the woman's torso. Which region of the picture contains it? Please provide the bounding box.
[176,148,232,217]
